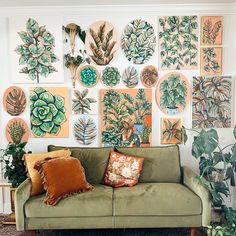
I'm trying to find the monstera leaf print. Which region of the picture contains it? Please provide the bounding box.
[74,116,97,145]
[121,19,156,64]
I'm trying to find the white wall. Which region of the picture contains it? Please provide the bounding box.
[0,3,236,213]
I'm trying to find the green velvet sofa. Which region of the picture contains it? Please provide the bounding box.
[15,145,211,232]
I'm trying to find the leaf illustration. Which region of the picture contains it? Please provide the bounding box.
[5,88,26,116]
[88,22,116,65]
[74,117,97,145]
[211,21,222,43]
[122,67,138,88]
[72,89,97,114]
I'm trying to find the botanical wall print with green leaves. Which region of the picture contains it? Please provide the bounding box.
[74,116,97,145]
[201,16,223,45]
[78,65,100,88]
[141,65,158,88]
[85,21,119,65]
[121,19,156,64]
[10,16,63,83]
[159,16,198,70]
[200,47,222,76]
[5,118,29,144]
[192,76,232,128]
[3,86,26,116]
[122,67,139,88]
[101,67,121,87]
[30,87,69,138]
[72,89,97,115]
[100,89,152,147]
[156,72,191,115]
[161,117,182,144]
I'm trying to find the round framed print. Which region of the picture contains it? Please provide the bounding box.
[78,65,100,88]
[156,72,191,115]
[101,67,121,87]
[141,65,158,88]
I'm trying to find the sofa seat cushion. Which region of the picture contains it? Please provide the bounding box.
[113,183,202,216]
[24,185,113,217]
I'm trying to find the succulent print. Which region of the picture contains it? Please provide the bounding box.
[161,118,182,144]
[63,23,86,54]
[192,76,232,128]
[122,67,139,88]
[30,87,66,137]
[121,19,156,64]
[159,16,198,70]
[78,65,99,87]
[201,47,222,75]
[101,67,121,87]
[202,16,223,45]
[141,65,158,88]
[15,18,59,83]
[7,119,26,144]
[87,21,118,65]
[4,86,26,116]
[72,89,97,114]
[74,116,97,145]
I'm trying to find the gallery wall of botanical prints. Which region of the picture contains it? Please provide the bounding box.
[0,6,236,186]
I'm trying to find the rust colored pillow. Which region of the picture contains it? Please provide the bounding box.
[23,149,71,196]
[34,157,93,205]
[103,151,144,187]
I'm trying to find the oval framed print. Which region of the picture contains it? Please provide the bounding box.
[3,86,26,116]
[156,72,191,115]
[5,118,30,144]
[141,65,158,88]
[78,65,100,88]
[122,66,139,88]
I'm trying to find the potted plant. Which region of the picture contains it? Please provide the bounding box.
[140,124,151,147]
[160,73,187,115]
[162,119,182,143]
[182,126,236,235]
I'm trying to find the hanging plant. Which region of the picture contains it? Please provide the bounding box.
[78,65,99,88]
[15,18,59,83]
[122,67,139,88]
[3,86,26,116]
[101,67,120,87]
[74,116,97,145]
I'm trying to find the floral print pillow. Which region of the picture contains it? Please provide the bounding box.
[103,151,144,187]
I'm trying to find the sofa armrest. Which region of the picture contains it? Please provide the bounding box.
[15,178,32,231]
[182,166,211,227]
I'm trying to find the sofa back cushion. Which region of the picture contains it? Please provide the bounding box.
[48,145,112,184]
[116,145,181,183]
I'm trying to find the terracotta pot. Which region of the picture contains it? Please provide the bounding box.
[140,143,150,147]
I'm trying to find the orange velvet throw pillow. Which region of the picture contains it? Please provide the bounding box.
[34,157,93,205]
[103,151,144,187]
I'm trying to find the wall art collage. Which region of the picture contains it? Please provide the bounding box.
[2,14,230,147]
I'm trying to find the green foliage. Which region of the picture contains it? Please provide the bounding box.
[202,19,222,44]
[101,67,121,87]
[7,120,26,145]
[159,15,198,69]
[15,18,59,83]
[102,127,122,147]
[0,142,30,187]
[160,73,187,110]
[74,117,97,145]
[63,24,86,43]
[162,119,182,142]
[192,76,232,128]
[72,89,97,114]
[122,67,139,88]
[64,53,84,68]
[121,19,156,64]
[140,124,151,143]
[79,66,98,87]
[30,87,66,137]
[203,47,221,73]
[184,126,236,234]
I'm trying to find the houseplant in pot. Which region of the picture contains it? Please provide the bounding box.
[140,124,151,147]
[182,126,236,235]
[160,73,187,115]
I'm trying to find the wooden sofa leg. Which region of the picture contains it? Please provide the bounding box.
[190,227,197,236]
[29,230,37,236]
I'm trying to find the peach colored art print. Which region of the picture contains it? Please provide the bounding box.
[6,118,30,144]
[200,47,222,76]
[30,87,69,138]
[161,117,182,144]
[3,86,26,116]
[100,89,152,147]
[156,72,191,115]
[85,21,119,66]
[201,16,223,45]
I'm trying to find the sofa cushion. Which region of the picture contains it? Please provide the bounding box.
[24,184,113,217]
[116,145,181,183]
[48,145,113,184]
[113,183,202,216]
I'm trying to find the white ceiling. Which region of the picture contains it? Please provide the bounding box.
[0,0,235,7]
